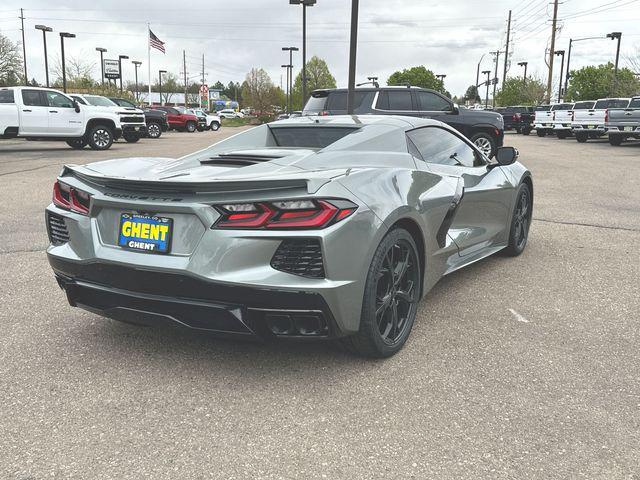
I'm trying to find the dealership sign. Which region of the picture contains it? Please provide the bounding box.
[103,59,120,79]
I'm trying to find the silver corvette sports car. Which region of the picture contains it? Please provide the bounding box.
[46,115,532,357]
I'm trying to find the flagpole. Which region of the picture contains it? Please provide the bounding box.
[147,23,152,106]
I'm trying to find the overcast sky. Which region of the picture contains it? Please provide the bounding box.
[1,0,639,97]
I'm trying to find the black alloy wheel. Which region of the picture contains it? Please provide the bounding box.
[342,228,420,357]
[503,183,531,256]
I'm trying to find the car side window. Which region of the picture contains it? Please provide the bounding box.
[376,91,413,111]
[167,108,179,115]
[407,127,483,168]
[46,91,74,108]
[416,91,451,111]
[0,89,15,103]
[21,90,47,107]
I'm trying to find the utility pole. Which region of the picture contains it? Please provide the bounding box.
[346,0,359,115]
[482,70,491,108]
[546,0,560,103]
[183,50,188,107]
[20,8,28,84]
[490,50,501,107]
[202,54,205,109]
[607,32,622,94]
[503,10,511,87]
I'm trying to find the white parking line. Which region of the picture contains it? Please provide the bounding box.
[508,308,529,323]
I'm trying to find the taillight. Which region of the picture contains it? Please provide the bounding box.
[513,113,521,121]
[318,111,329,116]
[52,180,91,215]
[604,109,608,123]
[213,199,357,229]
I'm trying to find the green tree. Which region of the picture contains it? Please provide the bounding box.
[151,72,179,104]
[387,66,445,94]
[462,85,481,104]
[291,56,337,110]
[241,67,279,114]
[565,63,640,101]
[494,76,546,106]
[0,33,23,86]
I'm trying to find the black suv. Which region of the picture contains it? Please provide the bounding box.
[303,87,504,157]
[109,97,169,139]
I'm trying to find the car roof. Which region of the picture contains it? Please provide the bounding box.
[310,86,441,95]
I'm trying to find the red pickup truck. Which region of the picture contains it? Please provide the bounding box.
[152,106,199,132]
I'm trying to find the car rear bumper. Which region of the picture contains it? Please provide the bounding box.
[49,255,342,340]
[607,125,639,134]
[571,124,606,133]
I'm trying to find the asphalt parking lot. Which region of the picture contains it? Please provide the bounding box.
[1,131,639,479]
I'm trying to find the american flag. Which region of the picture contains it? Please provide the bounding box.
[149,29,165,53]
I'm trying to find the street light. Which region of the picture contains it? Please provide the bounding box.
[436,74,446,85]
[59,32,76,93]
[346,0,359,114]
[482,70,491,109]
[475,53,486,88]
[118,55,129,93]
[607,31,622,92]
[132,61,142,102]
[289,0,316,107]
[282,46,299,114]
[96,47,107,85]
[564,36,607,96]
[35,25,53,87]
[518,61,528,85]
[158,70,167,106]
[554,50,566,102]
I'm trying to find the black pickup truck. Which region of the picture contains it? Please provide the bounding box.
[109,97,169,139]
[496,106,534,135]
[303,87,504,158]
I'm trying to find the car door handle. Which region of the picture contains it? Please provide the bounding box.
[22,109,32,112]
[49,110,58,113]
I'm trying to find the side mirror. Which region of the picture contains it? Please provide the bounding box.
[495,146,519,166]
[451,103,460,114]
[73,100,80,113]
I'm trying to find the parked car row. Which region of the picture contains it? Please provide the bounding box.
[532,97,640,145]
[0,86,223,150]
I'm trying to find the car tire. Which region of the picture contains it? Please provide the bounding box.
[185,121,196,133]
[470,132,496,158]
[575,132,588,143]
[536,130,546,137]
[608,134,625,146]
[147,122,162,139]
[341,228,421,358]
[502,182,532,257]
[556,131,569,139]
[66,138,87,149]
[515,127,522,134]
[123,132,140,143]
[521,127,531,136]
[87,125,114,150]
[210,121,220,131]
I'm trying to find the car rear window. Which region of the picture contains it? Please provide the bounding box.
[511,107,531,113]
[595,99,629,109]
[0,89,15,103]
[270,126,358,149]
[573,101,595,110]
[303,94,328,114]
[552,104,573,111]
[535,105,550,111]
[629,98,640,108]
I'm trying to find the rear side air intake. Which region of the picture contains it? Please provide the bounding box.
[47,212,70,245]
[271,239,325,278]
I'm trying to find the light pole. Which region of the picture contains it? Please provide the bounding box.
[607,31,622,93]
[282,46,298,113]
[564,37,606,97]
[35,25,53,87]
[158,70,167,106]
[59,32,76,93]
[95,47,107,86]
[289,0,316,107]
[554,50,565,102]
[482,70,491,109]
[475,53,486,89]
[132,61,142,102]
[436,74,446,87]
[118,55,129,93]
[346,0,359,114]
[518,61,528,85]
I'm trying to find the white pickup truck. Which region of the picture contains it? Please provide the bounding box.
[533,105,553,136]
[606,96,640,146]
[571,97,630,143]
[551,103,575,139]
[69,93,147,142]
[0,86,122,150]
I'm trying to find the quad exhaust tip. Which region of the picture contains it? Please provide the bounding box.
[265,313,329,337]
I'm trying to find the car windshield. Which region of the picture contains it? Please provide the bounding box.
[114,99,136,108]
[574,101,595,110]
[84,95,117,107]
[270,126,359,149]
[303,94,328,114]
